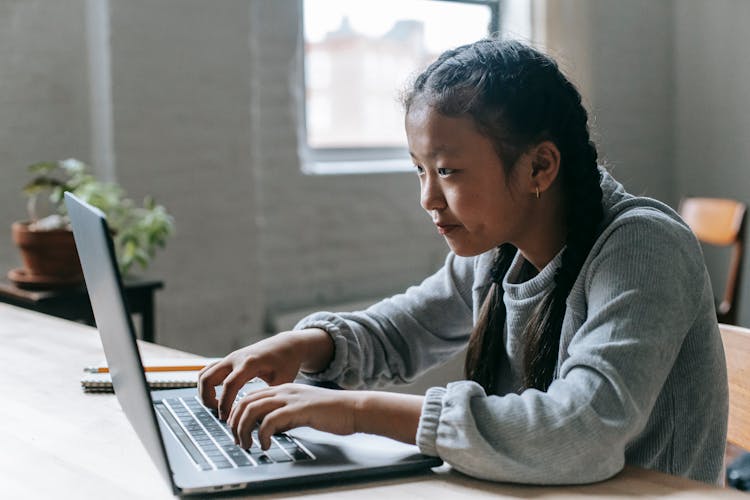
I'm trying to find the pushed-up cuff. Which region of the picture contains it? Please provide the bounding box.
[294,314,349,383]
[417,386,446,457]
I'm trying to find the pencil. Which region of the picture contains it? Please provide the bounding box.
[84,363,209,374]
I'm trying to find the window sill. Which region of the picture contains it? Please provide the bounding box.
[302,158,413,176]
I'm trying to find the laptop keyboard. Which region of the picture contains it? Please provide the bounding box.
[155,394,314,471]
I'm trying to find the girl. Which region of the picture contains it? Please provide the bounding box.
[199,39,727,485]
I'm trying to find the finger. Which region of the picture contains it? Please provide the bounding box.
[227,387,275,425]
[257,407,296,450]
[197,360,218,379]
[236,397,285,449]
[228,387,278,443]
[218,362,261,420]
[227,386,280,435]
[197,362,231,410]
[228,396,252,445]
[233,393,283,448]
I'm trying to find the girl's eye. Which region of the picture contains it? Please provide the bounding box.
[414,164,425,175]
[437,168,455,176]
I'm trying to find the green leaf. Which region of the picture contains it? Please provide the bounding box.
[27,161,59,175]
[22,177,64,195]
[22,157,174,274]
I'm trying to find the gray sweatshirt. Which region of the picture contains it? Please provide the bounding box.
[295,170,728,485]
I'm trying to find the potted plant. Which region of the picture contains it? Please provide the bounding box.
[9,158,174,288]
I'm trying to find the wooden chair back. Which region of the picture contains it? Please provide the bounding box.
[679,197,747,324]
[720,323,750,451]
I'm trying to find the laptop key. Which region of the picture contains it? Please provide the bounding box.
[249,451,273,465]
[290,447,312,461]
[215,436,234,446]
[226,448,252,467]
[265,448,293,463]
[154,403,212,471]
[273,435,298,449]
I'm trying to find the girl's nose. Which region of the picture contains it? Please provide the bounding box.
[420,176,446,213]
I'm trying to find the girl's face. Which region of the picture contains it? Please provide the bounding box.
[405,103,536,257]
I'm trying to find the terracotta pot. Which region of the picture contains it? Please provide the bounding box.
[11,221,83,279]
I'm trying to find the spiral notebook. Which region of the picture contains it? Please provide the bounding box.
[81,357,219,393]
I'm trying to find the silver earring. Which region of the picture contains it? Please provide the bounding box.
[535,186,540,199]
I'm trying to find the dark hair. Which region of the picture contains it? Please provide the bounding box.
[404,39,604,393]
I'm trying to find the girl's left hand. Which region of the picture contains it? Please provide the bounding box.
[227,383,358,450]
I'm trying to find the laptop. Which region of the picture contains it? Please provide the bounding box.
[64,192,442,496]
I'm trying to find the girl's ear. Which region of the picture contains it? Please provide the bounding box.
[527,141,561,196]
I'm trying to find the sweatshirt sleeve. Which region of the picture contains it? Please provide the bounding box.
[293,252,478,389]
[416,210,710,484]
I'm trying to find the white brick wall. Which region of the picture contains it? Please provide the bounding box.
[0,0,91,269]
[108,0,264,355]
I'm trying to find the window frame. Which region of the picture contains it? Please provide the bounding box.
[299,0,501,175]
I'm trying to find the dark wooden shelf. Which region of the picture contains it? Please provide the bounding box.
[0,277,163,342]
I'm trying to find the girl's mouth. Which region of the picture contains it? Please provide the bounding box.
[436,223,460,235]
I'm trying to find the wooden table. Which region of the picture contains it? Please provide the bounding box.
[0,277,162,342]
[0,303,745,499]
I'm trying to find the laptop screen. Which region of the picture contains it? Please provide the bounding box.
[65,192,174,488]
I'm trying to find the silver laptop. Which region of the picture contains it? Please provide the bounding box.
[65,192,442,496]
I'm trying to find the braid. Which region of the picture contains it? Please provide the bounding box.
[465,243,515,393]
[405,39,604,394]
[522,73,603,391]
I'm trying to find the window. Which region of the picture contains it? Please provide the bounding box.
[301,0,501,174]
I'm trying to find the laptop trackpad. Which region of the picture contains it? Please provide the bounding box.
[288,427,426,465]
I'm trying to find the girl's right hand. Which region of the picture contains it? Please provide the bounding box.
[197,328,332,420]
